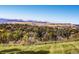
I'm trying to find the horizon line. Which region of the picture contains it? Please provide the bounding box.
[0,18,78,24]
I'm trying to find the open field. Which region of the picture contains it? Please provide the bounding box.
[0,41,79,54]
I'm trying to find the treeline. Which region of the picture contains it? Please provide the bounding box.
[0,24,79,44]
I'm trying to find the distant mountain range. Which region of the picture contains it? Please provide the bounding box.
[0,18,25,23]
[0,18,48,24]
[0,18,79,28]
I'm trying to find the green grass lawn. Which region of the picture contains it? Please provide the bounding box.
[0,41,79,54]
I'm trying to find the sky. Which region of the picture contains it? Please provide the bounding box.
[0,5,79,24]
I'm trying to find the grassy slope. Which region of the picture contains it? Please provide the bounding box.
[0,41,79,54]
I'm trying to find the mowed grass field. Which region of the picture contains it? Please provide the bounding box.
[0,41,79,54]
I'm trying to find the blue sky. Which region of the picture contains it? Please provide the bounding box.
[0,5,79,24]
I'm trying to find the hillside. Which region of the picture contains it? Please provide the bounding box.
[0,20,79,54]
